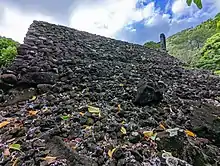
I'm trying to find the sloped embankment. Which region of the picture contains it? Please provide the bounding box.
[0,21,220,165]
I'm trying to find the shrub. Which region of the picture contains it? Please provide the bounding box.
[196,33,220,70]
[214,70,220,76]
[0,37,18,67]
[144,41,160,49]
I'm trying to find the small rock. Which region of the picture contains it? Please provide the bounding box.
[113,148,125,160]
[129,132,141,143]
[131,150,143,162]
[0,74,17,84]
[37,84,53,93]
[86,118,95,125]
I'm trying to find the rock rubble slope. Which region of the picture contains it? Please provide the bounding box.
[0,20,220,166]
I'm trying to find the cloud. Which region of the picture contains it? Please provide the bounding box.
[167,0,220,36]
[172,0,190,15]
[0,0,219,45]
[69,0,155,38]
[0,2,58,43]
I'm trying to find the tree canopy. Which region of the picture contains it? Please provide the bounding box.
[186,0,202,9]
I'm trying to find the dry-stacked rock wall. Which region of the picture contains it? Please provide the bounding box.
[0,21,220,165]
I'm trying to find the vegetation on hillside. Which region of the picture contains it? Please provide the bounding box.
[143,12,220,75]
[144,41,160,49]
[166,13,220,73]
[0,37,19,67]
[166,14,219,64]
[196,32,220,71]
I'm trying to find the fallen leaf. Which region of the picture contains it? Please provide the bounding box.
[30,96,37,101]
[61,115,70,120]
[28,110,38,116]
[88,105,100,114]
[9,144,21,151]
[143,131,154,137]
[83,125,92,130]
[72,146,77,150]
[79,112,85,116]
[108,148,116,158]
[121,120,125,124]
[120,126,126,135]
[0,121,10,128]
[185,129,196,137]
[12,158,19,166]
[3,148,10,156]
[150,133,157,141]
[117,104,121,112]
[119,83,124,87]
[159,123,166,130]
[88,105,101,118]
[41,156,57,164]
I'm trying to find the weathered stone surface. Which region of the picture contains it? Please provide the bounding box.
[160,33,166,50]
[18,72,57,85]
[133,81,164,106]
[0,20,220,165]
[0,79,14,91]
[37,84,53,93]
[45,136,98,166]
[0,74,17,84]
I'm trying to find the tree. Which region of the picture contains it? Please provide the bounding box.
[186,0,202,9]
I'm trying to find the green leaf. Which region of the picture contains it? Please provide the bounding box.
[61,115,70,120]
[193,0,202,9]
[186,0,192,6]
[9,144,21,151]
[88,105,100,114]
[88,105,101,117]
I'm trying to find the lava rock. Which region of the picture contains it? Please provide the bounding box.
[0,74,17,84]
[133,82,163,106]
[18,72,57,85]
[37,84,53,93]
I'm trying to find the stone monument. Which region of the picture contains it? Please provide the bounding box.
[160,33,166,51]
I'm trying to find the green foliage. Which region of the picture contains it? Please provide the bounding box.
[0,37,18,67]
[217,21,220,31]
[214,70,220,76]
[195,33,220,70]
[215,13,220,18]
[167,14,219,64]
[186,0,202,9]
[144,41,160,49]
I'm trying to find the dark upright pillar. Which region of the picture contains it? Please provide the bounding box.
[160,33,166,51]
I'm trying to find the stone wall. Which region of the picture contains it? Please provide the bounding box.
[3,21,219,100]
[0,20,220,165]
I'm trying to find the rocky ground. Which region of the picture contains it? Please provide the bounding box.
[0,21,220,166]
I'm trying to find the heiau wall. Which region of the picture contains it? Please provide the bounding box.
[0,20,220,165]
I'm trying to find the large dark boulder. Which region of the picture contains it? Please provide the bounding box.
[133,81,165,106]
